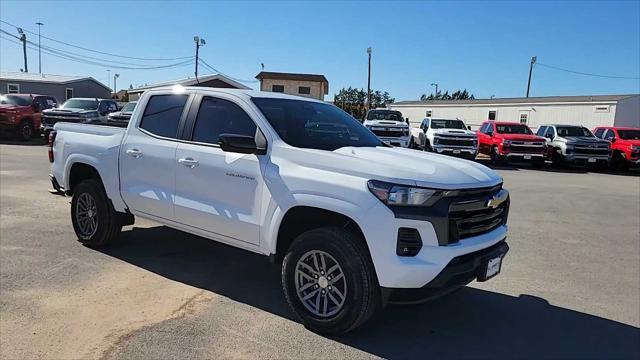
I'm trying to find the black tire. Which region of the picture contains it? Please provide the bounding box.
[282,227,379,335]
[18,120,33,141]
[425,140,432,152]
[409,137,416,149]
[551,149,565,168]
[71,179,122,247]
[611,151,628,171]
[490,146,502,165]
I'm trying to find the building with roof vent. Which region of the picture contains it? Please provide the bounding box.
[127,73,251,101]
[0,72,111,102]
[255,71,329,100]
[387,94,640,130]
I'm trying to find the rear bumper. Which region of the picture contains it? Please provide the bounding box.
[381,240,509,305]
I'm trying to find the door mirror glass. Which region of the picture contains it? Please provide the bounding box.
[467,126,472,131]
[219,133,266,155]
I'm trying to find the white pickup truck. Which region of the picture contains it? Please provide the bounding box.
[362,109,411,147]
[49,86,510,334]
[410,118,478,160]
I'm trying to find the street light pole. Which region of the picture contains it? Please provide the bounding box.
[430,83,439,98]
[107,70,111,90]
[366,47,372,114]
[36,22,43,73]
[113,74,120,98]
[17,28,27,72]
[526,56,537,98]
[194,36,206,82]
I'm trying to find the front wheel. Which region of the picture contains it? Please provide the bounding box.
[282,227,379,335]
[18,120,33,141]
[611,152,628,171]
[71,179,122,247]
[490,146,503,165]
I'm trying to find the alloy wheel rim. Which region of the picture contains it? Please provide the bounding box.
[294,250,347,318]
[76,193,98,237]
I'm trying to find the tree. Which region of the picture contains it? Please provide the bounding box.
[420,88,475,101]
[333,87,395,119]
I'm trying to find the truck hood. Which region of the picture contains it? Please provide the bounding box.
[433,128,475,136]
[279,145,502,189]
[44,108,96,114]
[498,133,545,142]
[363,120,408,128]
[560,136,609,145]
[0,104,27,112]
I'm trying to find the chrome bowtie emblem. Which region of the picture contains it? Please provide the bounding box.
[486,190,508,209]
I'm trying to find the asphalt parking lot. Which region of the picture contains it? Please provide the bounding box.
[1,140,639,359]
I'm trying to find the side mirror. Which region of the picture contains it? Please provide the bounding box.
[610,137,616,143]
[467,126,472,130]
[32,103,41,112]
[488,132,493,137]
[219,133,266,155]
[545,134,553,140]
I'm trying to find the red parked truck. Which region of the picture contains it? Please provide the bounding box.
[0,94,58,141]
[477,121,546,166]
[593,126,640,170]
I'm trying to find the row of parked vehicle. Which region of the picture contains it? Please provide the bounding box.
[362,109,640,171]
[0,93,137,141]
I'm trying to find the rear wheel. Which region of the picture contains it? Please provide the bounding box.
[282,227,379,334]
[18,120,33,141]
[71,179,122,247]
[551,149,565,168]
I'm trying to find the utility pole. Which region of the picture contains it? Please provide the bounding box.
[431,83,439,99]
[17,28,27,72]
[526,56,537,98]
[366,47,372,114]
[113,74,120,98]
[194,36,206,81]
[36,22,44,73]
[107,70,111,90]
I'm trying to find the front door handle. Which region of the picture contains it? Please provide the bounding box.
[178,157,199,168]
[126,148,143,158]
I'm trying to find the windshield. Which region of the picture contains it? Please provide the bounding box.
[618,129,640,140]
[252,98,384,151]
[431,119,466,130]
[122,102,137,112]
[496,124,533,134]
[61,99,99,110]
[0,95,32,106]
[556,126,593,137]
[366,110,404,121]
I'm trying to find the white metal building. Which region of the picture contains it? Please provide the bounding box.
[388,94,640,131]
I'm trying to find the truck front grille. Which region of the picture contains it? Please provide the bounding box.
[508,142,545,154]
[435,137,475,147]
[574,145,609,155]
[0,115,8,123]
[371,129,406,137]
[449,200,509,240]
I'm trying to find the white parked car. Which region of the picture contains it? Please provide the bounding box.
[49,87,510,334]
[410,118,478,160]
[362,109,410,147]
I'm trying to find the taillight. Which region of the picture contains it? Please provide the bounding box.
[48,131,57,163]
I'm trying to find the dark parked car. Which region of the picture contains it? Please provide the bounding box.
[107,101,137,127]
[41,98,118,138]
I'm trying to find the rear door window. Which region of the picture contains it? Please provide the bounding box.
[139,95,189,139]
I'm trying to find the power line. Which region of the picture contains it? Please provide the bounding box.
[198,58,259,83]
[0,19,192,61]
[1,35,195,70]
[537,62,640,80]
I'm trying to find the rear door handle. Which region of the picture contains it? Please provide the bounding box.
[126,149,143,158]
[178,157,199,168]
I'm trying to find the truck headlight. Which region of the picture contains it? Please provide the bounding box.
[367,180,445,207]
[502,140,512,146]
[630,145,640,152]
[433,136,439,145]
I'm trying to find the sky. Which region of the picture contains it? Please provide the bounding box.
[0,0,639,101]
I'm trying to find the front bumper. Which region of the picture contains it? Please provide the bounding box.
[381,240,509,304]
[505,152,545,160]
[379,136,410,148]
[432,145,477,157]
[0,122,19,132]
[564,154,609,164]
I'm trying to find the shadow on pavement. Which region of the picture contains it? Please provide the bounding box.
[0,135,47,146]
[100,225,640,359]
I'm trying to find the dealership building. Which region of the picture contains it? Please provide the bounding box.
[387,94,640,131]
